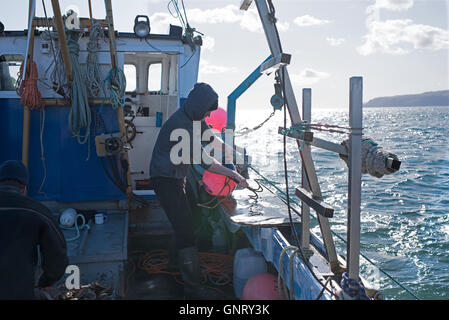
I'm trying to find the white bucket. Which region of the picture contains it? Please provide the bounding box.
[233,248,267,299]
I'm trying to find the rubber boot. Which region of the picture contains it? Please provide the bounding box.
[177,246,224,300]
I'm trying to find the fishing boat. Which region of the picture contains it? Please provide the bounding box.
[0,0,403,300]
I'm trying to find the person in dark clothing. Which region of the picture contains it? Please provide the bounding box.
[150,82,248,299]
[0,160,68,300]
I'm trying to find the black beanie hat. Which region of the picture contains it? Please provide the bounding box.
[0,160,29,186]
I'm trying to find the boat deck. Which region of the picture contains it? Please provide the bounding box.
[124,221,235,300]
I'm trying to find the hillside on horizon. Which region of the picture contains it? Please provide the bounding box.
[364,90,449,107]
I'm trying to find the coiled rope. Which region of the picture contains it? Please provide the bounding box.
[125,250,233,298]
[18,60,43,109]
[86,23,104,98]
[105,66,126,110]
[66,29,92,146]
[340,272,370,300]
[59,214,90,242]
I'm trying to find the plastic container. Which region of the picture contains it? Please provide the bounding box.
[202,163,237,197]
[233,248,267,299]
[242,273,281,300]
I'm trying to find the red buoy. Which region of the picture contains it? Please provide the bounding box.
[205,107,227,133]
[202,170,237,197]
[242,273,281,300]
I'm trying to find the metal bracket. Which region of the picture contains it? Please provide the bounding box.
[278,126,314,142]
[295,187,334,218]
[260,53,291,74]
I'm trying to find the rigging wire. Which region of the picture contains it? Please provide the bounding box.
[168,0,186,29]
[40,0,65,96]
[167,0,200,68]
[143,37,179,56]
[179,49,196,69]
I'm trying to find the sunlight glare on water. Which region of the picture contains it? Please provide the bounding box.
[234,106,449,300]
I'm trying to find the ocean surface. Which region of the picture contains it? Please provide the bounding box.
[236,106,449,300]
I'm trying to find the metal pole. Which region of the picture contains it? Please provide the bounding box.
[253,0,339,267]
[347,77,363,280]
[301,88,311,249]
[22,0,36,83]
[51,0,73,82]
[226,55,271,131]
[22,0,37,168]
[104,0,133,197]
[88,0,94,23]
[254,0,301,124]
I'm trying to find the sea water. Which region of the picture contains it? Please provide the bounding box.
[236,106,449,300]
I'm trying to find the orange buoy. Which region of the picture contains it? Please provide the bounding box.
[202,170,237,197]
[205,107,227,133]
[242,273,281,300]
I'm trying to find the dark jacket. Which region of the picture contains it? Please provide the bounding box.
[150,82,218,179]
[0,186,68,300]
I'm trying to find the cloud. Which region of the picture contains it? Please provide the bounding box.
[149,12,179,34]
[293,15,331,27]
[239,8,263,33]
[199,59,238,75]
[373,0,414,11]
[358,19,449,55]
[291,68,330,86]
[358,1,449,55]
[150,5,289,34]
[187,5,241,24]
[326,37,345,46]
[202,36,215,51]
[189,5,289,33]
[239,8,289,33]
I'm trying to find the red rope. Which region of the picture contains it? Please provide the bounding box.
[124,250,233,298]
[19,60,44,109]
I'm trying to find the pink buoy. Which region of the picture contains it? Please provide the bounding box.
[242,273,281,300]
[202,170,237,197]
[205,107,227,133]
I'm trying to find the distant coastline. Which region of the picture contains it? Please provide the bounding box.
[364,90,449,107]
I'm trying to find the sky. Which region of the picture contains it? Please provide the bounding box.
[1,0,448,110]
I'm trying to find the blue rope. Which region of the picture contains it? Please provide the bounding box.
[59,214,90,242]
[105,66,126,110]
[340,272,370,300]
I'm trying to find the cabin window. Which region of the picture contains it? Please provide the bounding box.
[124,63,137,92]
[0,54,23,92]
[148,63,162,93]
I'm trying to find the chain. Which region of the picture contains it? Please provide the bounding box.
[234,110,277,136]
